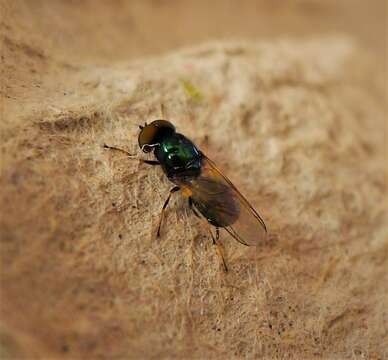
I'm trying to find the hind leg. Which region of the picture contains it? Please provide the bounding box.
[188,197,228,272]
[214,227,228,272]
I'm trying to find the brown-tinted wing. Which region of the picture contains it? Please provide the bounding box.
[183,154,267,246]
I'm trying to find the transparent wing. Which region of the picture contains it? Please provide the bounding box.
[183,154,267,246]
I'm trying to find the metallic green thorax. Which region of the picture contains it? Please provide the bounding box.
[154,133,202,180]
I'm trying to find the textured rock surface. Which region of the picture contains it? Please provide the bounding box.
[1,36,387,359]
[1,2,387,358]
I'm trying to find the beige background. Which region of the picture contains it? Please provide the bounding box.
[1,1,387,359]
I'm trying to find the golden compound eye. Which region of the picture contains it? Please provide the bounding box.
[138,124,158,149]
[138,120,175,151]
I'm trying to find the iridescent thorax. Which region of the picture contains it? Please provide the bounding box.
[105,119,267,271]
[155,133,202,180]
[136,119,267,249]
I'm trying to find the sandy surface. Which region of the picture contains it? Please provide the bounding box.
[1,1,387,359]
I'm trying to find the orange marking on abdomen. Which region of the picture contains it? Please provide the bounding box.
[181,186,193,198]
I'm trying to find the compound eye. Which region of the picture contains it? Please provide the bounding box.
[138,124,158,150]
[138,120,175,151]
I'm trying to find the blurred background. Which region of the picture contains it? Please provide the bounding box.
[1,1,387,359]
[5,0,386,64]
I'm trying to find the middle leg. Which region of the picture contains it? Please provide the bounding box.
[188,197,201,219]
[188,197,228,272]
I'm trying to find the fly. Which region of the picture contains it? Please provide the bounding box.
[104,118,267,271]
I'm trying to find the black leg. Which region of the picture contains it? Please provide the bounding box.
[157,186,180,237]
[142,160,160,165]
[188,197,201,219]
[103,144,160,165]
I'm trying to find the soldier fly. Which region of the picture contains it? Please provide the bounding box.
[104,119,267,271]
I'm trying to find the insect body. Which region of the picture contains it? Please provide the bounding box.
[105,120,267,271]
